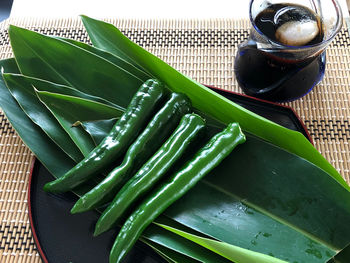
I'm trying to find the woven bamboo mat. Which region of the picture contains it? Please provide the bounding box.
[0,17,349,263]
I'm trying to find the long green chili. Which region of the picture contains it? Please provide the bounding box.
[94,113,206,236]
[43,79,166,193]
[70,93,192,213]
[109,123,246,263]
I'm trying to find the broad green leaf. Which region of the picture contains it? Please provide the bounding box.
[0,59,103,195]
[3,73,83,162]
[57,36,151,81]
[36,90,123,122]
[8,25,143,108]
[77,118,117,145]
[27,74,121,108]
[81,118,350,262]
[36,91,122,156]
[80,114,350,262]
[80,15,348,190]
[143,220,232,263]
[0,58,76,177]
[165,179,336,262]
[163,131,350,262]
[77,18,145,69]
[158,223,288,263]
[149,245,176,263]
[144,239,200,263]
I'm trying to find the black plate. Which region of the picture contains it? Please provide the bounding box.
[28,88,312,263]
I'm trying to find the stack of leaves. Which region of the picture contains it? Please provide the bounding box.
[0,15,350,263]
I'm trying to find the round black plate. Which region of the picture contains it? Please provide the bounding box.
[28,88,312,263]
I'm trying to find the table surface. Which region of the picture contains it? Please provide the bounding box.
[9,0,350,19]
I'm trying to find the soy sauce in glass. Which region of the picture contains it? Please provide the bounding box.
[234,3,326,102]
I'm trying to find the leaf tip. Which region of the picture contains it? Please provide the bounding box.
[80,14,92,22]
[70,204,79,214]
[8,24,24,35]
[72,121,82,127]
[93,227,101,237]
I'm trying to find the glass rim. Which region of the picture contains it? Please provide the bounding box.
[249,0,343,50]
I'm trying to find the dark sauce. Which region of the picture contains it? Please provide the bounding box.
[234,3,325,102]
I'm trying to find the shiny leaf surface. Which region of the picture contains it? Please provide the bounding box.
[162,132,350,262]
[28,74,121,108]
[3,73,83,162]
[9,25,143,108]
[0,58,76,177]
[158,223,288,263]
[142,221,232,263]
[83,119,350,262]
[57,36,151,81]
[36,91,122,156]
[78,118,117,145]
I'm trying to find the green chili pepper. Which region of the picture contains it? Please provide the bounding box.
[94,113,206,236]
[109,123,246,263]
[70,93,192,213]
[43,79,166,193]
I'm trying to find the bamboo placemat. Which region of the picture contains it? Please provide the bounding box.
[0,17,349,263]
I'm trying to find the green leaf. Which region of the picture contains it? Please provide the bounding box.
[35,91,122,156]
[148,244,177,263]
[0,59,102,195]
[144,239,200,263]
[36,90,123,122]
[77,118,117,145]
[3,73,83,162]
[27,74,121,108]
[57,36,151,81]
[142,220,232,263]
[163,132,350,262]
[78,17,144,69]
[158,223,288,263]
[0,58,76,177]
[77,116,350,262]
[159,223,288,263]
[80,15,348,191]
[8,25,144,108]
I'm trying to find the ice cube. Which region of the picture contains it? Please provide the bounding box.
[275,20,319,46]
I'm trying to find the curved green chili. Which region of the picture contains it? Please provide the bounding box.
[109,123,246,263]
[94,113,206,236]
[70,93,192,213]
[44,79,166,193]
